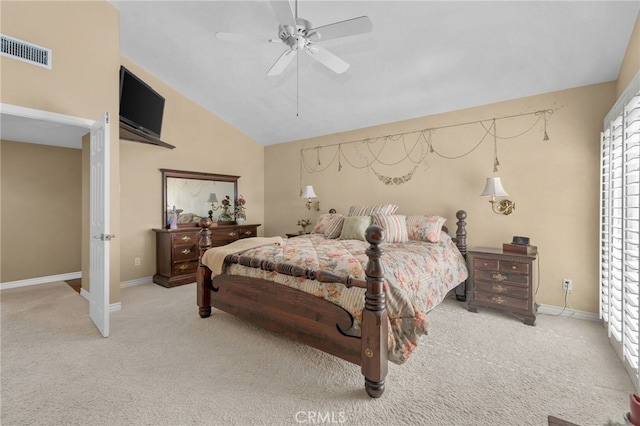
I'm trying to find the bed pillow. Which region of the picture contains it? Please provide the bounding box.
[372,214,408,243]
[339,216,371,241]
[324,215,345,239]
[406,215,446,243]
[312,213,342,234]
[348,204,399,217]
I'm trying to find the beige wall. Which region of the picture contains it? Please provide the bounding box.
[118,59,265,282]
[265,82,616,313]
[0,1,121,302]
[0,141,82,281]
[617,12,640,97]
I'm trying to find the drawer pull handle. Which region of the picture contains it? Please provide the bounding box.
[512,265,517,270]
[178,264,189,271]
[491,296,507,305]
[492,284,507,293]
[243,231,253,236]
[229,232,237,237]
[483,262,489,266]
[492,273,507,282]
[181,236,190,241]
[181,249,191,255]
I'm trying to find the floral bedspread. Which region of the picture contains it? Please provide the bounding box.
[218,232,468,364]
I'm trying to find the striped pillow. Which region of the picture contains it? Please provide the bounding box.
[373,214,408,243]
[406,215,446,243]
[348,204,399,217]
[324,215,345,239]
[312,213,342,234]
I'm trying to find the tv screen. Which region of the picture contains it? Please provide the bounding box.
[119,66,165,138]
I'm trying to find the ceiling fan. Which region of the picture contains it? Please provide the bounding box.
[216,0,373,76]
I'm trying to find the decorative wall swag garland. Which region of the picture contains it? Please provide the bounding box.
[300,109,554,187]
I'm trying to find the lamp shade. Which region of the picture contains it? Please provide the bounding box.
[207,193,218,203]
[301,185,317,199]
[480,177,509,197]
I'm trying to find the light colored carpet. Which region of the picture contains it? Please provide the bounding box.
[0,281,633,426]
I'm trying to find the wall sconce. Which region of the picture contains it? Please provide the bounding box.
[301,185,320,211]
[481,177,515,215]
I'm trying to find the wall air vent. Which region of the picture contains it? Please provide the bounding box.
[1,34,51,69]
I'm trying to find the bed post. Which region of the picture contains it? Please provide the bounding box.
[197,217,213,318]
[454,210,468,301]
[361,225,388,398]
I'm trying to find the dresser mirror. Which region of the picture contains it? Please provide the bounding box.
[161,169,239,228]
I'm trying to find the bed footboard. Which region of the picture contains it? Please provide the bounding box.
[197,217,389,398]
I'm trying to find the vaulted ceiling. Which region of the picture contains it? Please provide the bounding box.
[4,1,638,149]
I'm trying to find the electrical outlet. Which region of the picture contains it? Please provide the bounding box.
[562,278,572,292]
[134,257,141,266]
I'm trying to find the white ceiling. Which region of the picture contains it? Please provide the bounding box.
[2,1,638,148]
[111,0,640,146]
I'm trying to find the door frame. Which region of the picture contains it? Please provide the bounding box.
[0,103,112,333]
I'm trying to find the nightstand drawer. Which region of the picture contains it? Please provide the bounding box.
[473,291,529,311]
[499,260,529,274]
[475,270,529,285]
[475,281,528,299]
[473,258,499,271]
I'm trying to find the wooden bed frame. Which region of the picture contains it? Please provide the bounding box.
[197,210,468,398]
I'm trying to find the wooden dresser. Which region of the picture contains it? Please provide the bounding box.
[466,247,537,325]
[153,224,260,288]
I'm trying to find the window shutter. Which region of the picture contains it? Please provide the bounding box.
[601,74,640,390]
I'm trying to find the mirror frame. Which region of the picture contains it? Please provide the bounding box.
[161,169,239,228]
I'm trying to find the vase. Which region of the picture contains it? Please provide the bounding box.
[236,217,245,224]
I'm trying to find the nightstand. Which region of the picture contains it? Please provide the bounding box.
[466,247,537,325]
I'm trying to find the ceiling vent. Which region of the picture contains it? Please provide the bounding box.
[1,34,51,69]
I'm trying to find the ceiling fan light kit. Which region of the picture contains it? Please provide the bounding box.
[216,0,372,76]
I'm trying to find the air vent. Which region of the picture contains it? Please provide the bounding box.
[1,34,51,69]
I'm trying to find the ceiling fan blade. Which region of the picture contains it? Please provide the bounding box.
[270,0,296,27]
[308,16,372,42]
[216,32,282,44]
[267,49,297,76]
[305,45,349,74]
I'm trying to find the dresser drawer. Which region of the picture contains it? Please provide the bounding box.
[473,257,499,271]
[172,232,198,245]
[237,227,257,239]
[472,291,529,311]
[172,260,198,276]
[474,269,529,285]
[475,281,528,299]
[210,228,241,243]
[173,243,198,261]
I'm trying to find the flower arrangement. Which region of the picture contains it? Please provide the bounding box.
[235,194,246,219]
[297,218,311,233]
[219,195,233,221]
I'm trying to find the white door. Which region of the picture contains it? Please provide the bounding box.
[89,112,110,337]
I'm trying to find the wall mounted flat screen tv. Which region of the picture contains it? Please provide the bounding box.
[119,66,165,139]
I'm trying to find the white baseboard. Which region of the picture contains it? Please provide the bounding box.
[120,276,153,288]
[0,272,81,290]
[79,288,121,312]
[537,303,600,322]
